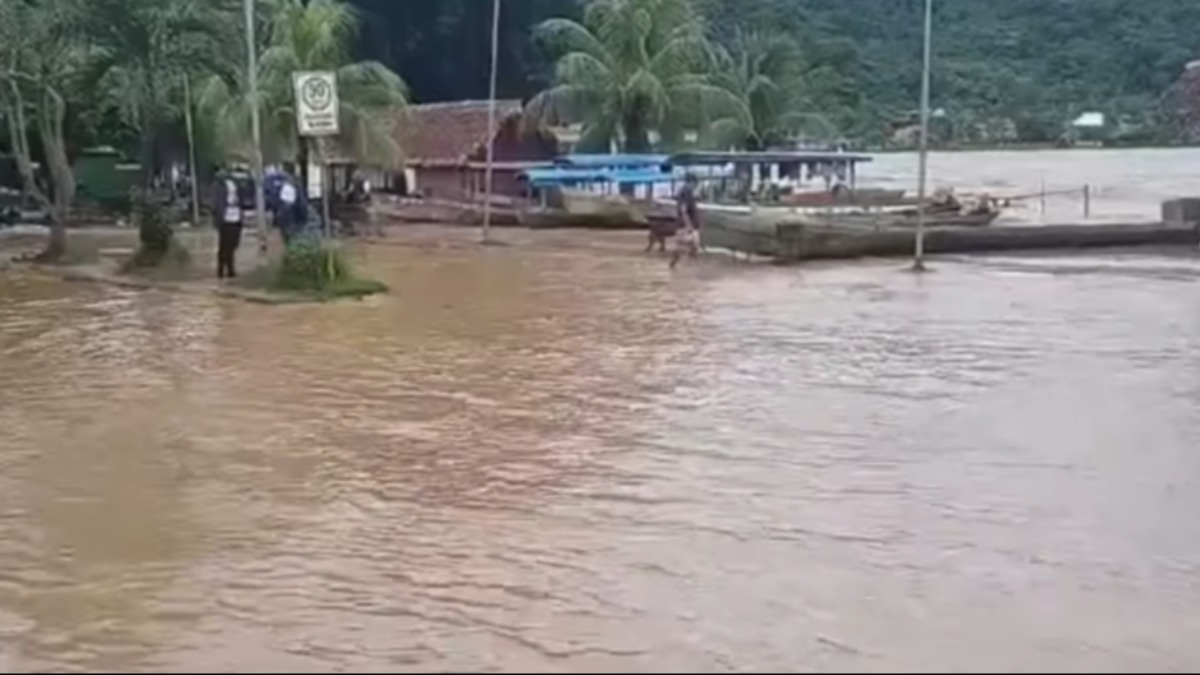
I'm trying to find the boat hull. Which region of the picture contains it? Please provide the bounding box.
[779,188,908,208]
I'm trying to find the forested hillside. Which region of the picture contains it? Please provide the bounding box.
[351,0,1200,144]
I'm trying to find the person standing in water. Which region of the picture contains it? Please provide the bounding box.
[211,169,244,279]
[670,172,701,269]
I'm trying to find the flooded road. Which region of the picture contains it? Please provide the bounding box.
[2,232,1200,671]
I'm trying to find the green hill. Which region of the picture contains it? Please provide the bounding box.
[350,0,1200,144]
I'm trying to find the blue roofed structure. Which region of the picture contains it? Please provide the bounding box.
[520,166,680,188]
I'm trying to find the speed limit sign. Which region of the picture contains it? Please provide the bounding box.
[294,71,340,137]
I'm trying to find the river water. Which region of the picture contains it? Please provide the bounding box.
[3,151,1200,672]
[872,147,1200,224]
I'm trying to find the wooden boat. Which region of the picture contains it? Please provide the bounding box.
[519,190,648,229]
[803,209,1000,230]
[780,188,908,208]
[700,208,1195,263]
[520,209,646,229]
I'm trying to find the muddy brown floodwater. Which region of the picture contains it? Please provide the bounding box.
[2,230,1200,672]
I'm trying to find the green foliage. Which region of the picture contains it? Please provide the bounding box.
[695,0,1200,144]
[525,0,722,152]
[0,0,79,261]
[197,0,409,168]
[125,192,191,271]
[258,240,386,300]
[136,195,171,254]
[347,0,1200,146]
[706,30,839,150]
[274,240,349,291]
[79,0,236,182]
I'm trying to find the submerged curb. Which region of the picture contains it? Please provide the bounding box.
[17,263,381,305]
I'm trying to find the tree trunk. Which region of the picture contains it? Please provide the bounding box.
[140,68,158,188]
[36,87,73,261]
[4,84,59,259]
[5,98,50,213]
[619,106,652,196]
[139,109,157,189]
[622,111,653,154]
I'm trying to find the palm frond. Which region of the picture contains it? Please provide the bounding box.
[555,52,614,91]
[533,0,714,152]
[535,18,612,67]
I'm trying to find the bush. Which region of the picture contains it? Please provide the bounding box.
[246,239,387,300]
[126,192,184,266]
[274,240,350,291]
[122,191,192,274]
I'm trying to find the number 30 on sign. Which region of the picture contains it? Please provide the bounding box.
[294,71,340,137]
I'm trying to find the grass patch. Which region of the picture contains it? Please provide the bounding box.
[234,240,387,301]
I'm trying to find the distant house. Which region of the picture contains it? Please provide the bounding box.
[1065,111,1108,146]
[1071,112,1106,130]
[395,100,558,201]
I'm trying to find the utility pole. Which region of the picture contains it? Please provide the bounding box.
[244,0,268,257]
[182,75,201,228]
[913,0,933,272]
[481,0,502,244]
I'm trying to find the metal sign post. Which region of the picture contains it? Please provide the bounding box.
[244,0,268,257]
[294,71,339,241]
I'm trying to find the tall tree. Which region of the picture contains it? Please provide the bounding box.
[525,0,719,153]
[705,31,838,150]
[0,0,80,260]
[79,0,233,185]
[199,0,409,174]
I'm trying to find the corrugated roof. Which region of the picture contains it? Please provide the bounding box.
[554,154,671,168]
[671,151,873,165]
[520,167,679,187]
[397,100,524,164]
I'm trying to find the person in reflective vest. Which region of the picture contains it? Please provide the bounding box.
[211,169,244,279]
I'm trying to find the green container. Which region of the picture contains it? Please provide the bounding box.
[73,146,139,210]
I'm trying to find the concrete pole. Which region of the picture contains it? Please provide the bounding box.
[182,75,201,228]
[481,0,502,244]
[244,0,268,257]
[913,0,933,271]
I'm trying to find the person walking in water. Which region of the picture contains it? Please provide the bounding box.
[212,169,244,279]
[670,172,701,269]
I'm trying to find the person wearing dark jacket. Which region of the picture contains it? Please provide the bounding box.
[211,170,244,279]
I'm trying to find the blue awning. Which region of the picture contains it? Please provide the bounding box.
[521,167,680,187]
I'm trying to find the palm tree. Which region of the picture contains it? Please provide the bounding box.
[705,31,838,151]
[80,0,234,185]
[198,0,409,177]
[526,0,720,153]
